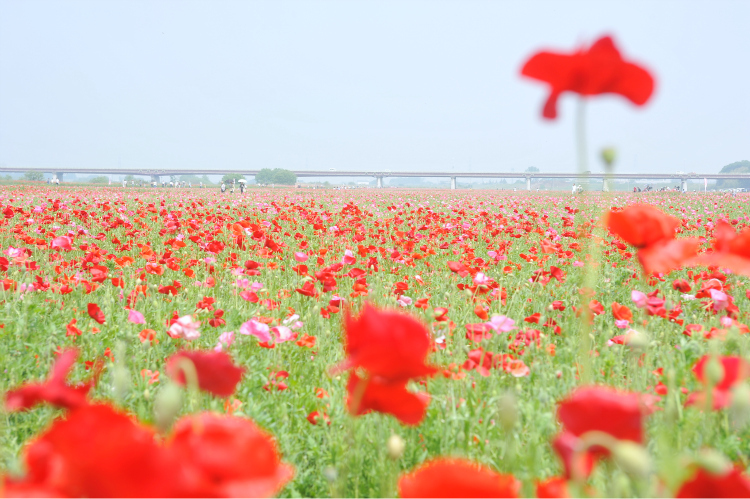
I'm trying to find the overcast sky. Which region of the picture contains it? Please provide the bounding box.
[1,0,748,175]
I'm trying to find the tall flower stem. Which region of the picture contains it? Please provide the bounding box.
[576,98,588,175]
[575,97,594,384]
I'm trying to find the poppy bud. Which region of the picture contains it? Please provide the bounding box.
[626,331,649,352]
[704,356,725,388]
[601,147,617,168]
[154,383,183,432]
[387,434,406,460]
[612,441,652,478]
[323,466,338,484]
[729,383,750,429]
[694,449,731,475]
[113,365,130,401]
[497,392,518,431]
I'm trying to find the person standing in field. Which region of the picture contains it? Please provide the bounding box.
[221,182,226,193]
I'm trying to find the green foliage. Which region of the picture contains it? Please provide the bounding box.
[90,176,109,184]
[525,166,540,173]
[23,171,44,181]
[221,173,246,184]
[717,160,750,189]
[180,174,211,185]
[255,168,297,185]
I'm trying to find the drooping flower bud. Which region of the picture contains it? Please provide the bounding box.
[612,441,652,478]
[497,392,518,431]
[387,434,406,460]
[154,383,183,432]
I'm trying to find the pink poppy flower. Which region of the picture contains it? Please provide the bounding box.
[239,319,271,343]
[168,315,201,340]
[631,290,647,308]
[486,315,516,333]
[127,309,146,324]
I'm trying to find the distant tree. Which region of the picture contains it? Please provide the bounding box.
[90,176,109,184]
[272,169,297,185]
[23,171,44,181]
[717,160,750,190]
[525,166,540,173]
[254,169,274,185]
[124,174,135,182]
[221,173,245,184]
[170,175,177,183]
[255,168,296,185]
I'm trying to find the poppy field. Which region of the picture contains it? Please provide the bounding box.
[1,184,750,497]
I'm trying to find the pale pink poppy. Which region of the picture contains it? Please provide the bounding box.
[342,249,356,265]
[214,331,235,352]
[168,315,201,340]
[239,319,271,343]
[127,309,146,324]
[272,326,295,343]
[710,289,729,311]
[397,296,413,307]
[473,272,490,286]
[486,315,516,333]
[631,290,647,308]
[294,252,308,262]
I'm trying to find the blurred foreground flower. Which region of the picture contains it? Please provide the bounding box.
[521,35,654,119]
[606,204,699,275]
[333,303,437,425]
[398,458,520,498]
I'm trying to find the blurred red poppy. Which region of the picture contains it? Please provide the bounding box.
[398,458,520,498]
[5,349,101,411]
[676,465,750,498]
[521,35,654,119]
[606,205,699,274]
[611,302,633,322]
[689,220,750,277]
[346,372,430,426]
[87,303,106,324]
[169,412,294,497]
[558,386,645,444]
[335,303,437,381]
[166,350,245,397]
[16,404,184,497]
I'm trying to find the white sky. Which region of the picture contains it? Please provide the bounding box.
[1,0,747,174]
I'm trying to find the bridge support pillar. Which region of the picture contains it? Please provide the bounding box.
[376,176,383,188]
[681,178,687,192]
[602,178,610,192]
[151,175,160,184]
[53,172,63,183]
[526,177,531,191]
[450,176,456,190]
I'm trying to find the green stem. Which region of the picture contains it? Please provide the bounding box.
[576,98,588,175]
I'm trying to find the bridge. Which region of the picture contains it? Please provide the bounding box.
[2,165,748,191]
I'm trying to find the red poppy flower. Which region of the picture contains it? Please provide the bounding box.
[686,355,749,409]
[87,303,106,324]
[166,350,245,397]
[51,236,72,251]
[5,349,101,411]
[16,404,184,497]
[336,303,437,381]
[676,465,750,498]
[398,458,520,498]
[521,35,655,119]
[558,386,645,444]
[168,412,294,498]
[606,205,699,274]
[689,221,750,277]
[536,477,570,498]
[347,372,430,426]
[611,302,632,322]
